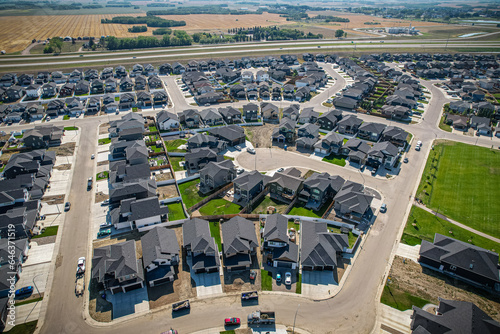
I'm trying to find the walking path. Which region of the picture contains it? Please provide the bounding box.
[413,202,500,243]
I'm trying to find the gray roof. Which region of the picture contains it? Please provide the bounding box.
[358,122,386,135]
[200,159,234,179]
[368,141,399,158]
[221,216,258,256]
[304,172,345,194]
[268,171,303,192]
[156,110,178,124]
[182,218,218,253]
[141,227,179,269]
[233,170,268,192]
[343,138,371,154]
[411,298,500,334]
[92,240,143,283]
[298,123,320,137]
[263,213,289,243]
[126,197,169,222]
[300,107,320,120]
[208,125,245,142]
[338,115,363,128]
[419,233,499,283]
[301,221,348,268]
[382,126,409,141]
[334,181,373,215]
[199,108,222,121]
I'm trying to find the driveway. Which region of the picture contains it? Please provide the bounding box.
[395,243,421,263]
[301,270,338,299]
[44,169,71,196]
[16,263,51,294]
[186,256,223,297]
[106,287,149,319]
[24,243,55,266]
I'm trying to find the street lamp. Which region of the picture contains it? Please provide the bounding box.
[33,273,44,298]
[293,303,300,334]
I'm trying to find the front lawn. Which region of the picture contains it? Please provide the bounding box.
[296,273,302,294]
[98,138,111,145]
[32,226,58,239]
[64,126,78,131]
[322,153,346,167]
[261,269,273,291]
[178,178,205,208]
[380,285,430,312]
[288,203,328,218]
[438,116,452,132]
[63,115,70,120]
[251,196,288,214]
[4,320,38,334]
[96,171,109,181]
[164,139,187,153]
[168,156,184,172]
[167,202,187,221]
[415,141,500,238]
[209,221,222,250]
[401,206,500,254]
[199,198,242,216]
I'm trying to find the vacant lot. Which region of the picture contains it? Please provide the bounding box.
[244,124,275,149]
[382,255,500,319]
[416,141,500,238]
[157,184,179,200]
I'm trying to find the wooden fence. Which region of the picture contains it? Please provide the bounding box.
[187,182,233,213]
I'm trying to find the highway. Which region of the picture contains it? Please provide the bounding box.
[4,63,496,334]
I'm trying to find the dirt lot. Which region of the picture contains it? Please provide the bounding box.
[388,255,500,320]
[95,191,108,203]
[154,170,174,182]
[41,194,65,205]
[53,164,72,170]
[157,184,179,200]
[244,123,276,149]
[148,226,197,309]
[48,142,76,156]
[99,123,110,135]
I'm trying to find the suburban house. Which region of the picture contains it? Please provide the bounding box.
[221,216,258,271]
[23,125,64,149]
[314,132,344,155]
[208,125,245,147]
[410,298,500,334]
[262,214,299,269]
[136,91,152,107]
[470,115,491,135]
[75,80,90,95]
[381,126,409,148]
[199,159,236,193]
[261,102,279,123]
[282,104,300,121]
[317,109,342,131]
[341,138,370,165]
[187,133,219,151]
[419,233,500,290]
[297,123,320,139]
[119,77,134,92]
[59,83,75,97]
[156,110,179,131]
[357,122,386,142]
[41,82,57,98]
[152,90,168,106]
[267,168,304,203]
[179,109,201,128]
[233,170,268,204]
[300,220,349,271]
[337,115,363,135]
[298,172,345,210]
[366,141,400,169]
[183,218,220,273]
[185,148,223,173]
[333,96,358,110]
[119,93,135,109]
[140,227,180,287]
[108,178,157,205]
[299,107,320,124]
[110,197,169,230]
[219,106,242,124]
[333,181,373,222]
[91,240,145,294]
[272,118,296,143]
[0,239,29,298]
[25,84,41,98]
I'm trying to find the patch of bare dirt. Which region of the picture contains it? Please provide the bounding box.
[99,123,110,135]
[244,123,276,148]
[42,194,65,205]
[389,255,500,320]
[157,184,179,200]
[97,161,108,167]
[53,164,71,170]
[48,142,75,156]
[55,254,63,269]
[154,171,174,182]
[95,192,108,203]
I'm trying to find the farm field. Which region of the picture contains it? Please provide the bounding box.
[416,141,500,239]
[0,12,288,54]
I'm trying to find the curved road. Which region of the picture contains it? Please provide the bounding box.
[4,64,495,333]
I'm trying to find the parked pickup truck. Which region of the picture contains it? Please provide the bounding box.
[241,291,258,300]
[75,276,85,296]
[172,300,190,312]
[247,310,275,325]
[87,177,93,190]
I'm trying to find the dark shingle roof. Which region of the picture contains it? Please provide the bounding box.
[141,227,179,269]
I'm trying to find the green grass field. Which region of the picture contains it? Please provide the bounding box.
[380,285,430,312]
[401,206,500,254]
[198,199,241,216]
[168,157,184,172]
[63,126,78,131]
[295,273,302,294]
[322,153,346,167]
[261,269,273,291]
[178,179,205,208]
[96,171,109,181]
[164,139,187,153]
[288,203,328,218]
[4,320,38,334]
[416,141,500,238]
[251,196,288,214]
[98,138,111,145]
[167,202,187,221]
[209,221,222,250]
[32,226,58,239]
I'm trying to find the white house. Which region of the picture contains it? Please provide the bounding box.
[156,110,179,131]
[25,84,41,98]
[256,70,269,82]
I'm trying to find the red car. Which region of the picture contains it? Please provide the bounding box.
[224,317,240,326]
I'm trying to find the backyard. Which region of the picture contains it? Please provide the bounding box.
[415,141,500,238]
[328,226,358,248]
[322,153,346,167]
[168,156,185,172]
[167,202,187,221]
[288,203,329,219]
[178,178,205,208]
[164,139,187,153]
[198,198,242,216]
[209,221,222,250]
[251,196,288,214]
[401,206,500,255]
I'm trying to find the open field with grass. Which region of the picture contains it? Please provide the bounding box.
[415,141,500,238]
[401,206,500,255]
[164,139,187,153]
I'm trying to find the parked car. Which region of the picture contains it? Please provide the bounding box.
[277,168,284,172]
[87,177,93,190]
[415,145,421,151]
[101,199,109,206]
[99,222,112,229]
[403,157,409,163]
[237,168,244,174]
[64,202,71,211]
[417,141,422,146]
[276,273,281,283]
[77,257,85,274]
[380,203,387,213]
[224,317,241,326]
[97,229,111,237]
[247,147,256,154]
[15,286,33,297]
[285,272,292,286]
[250,270,257,280]
[91,154,95,160]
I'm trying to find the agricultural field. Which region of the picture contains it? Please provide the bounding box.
[0,12,288,53]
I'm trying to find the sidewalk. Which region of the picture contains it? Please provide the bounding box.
[413,202,500,243]
[378,304,412,334]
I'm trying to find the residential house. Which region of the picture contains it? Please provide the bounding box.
[101,67,113,80]
[134,75,147,91]
[148,75,163,89]
[419,233,500,290]
[314,132,344,155]
[241,71,254,83]
[41,82,57,98]
[179,109,201,128]
[411,298,500,334]
[449,100,470,114]
[298,107,320,124]
[185,148,223,173]
[25,84,41,98]
[87,96,101,114]
[65,97,83,116]
[242,103,259,122]
[156,110,179,131]
[152,90,168,106]
[46,100,66,116]
[17,74,33,86]
[233,170,268,204]
[333,181,373,221]
[337,115,362,135]
[23,125,64,149]
[120,77,134,92]
[197,92,223,105]
[115,66,127,78]
[341,138,370,165]
[172,62,186,74]
[470,115,491,136]
[91,79,105,94]
[75,80,90,95]
[108,178,157,204]
[298,172,345,210]
[297,123,319,139]
[367,141,400,169]
[59,83,75,97]
[271,118,296,143]
[0,239,29,298]
[136,91,152,107]
[208,125,245,147]
[317,110,342,131]
[91,240,145,294]
[50,71,67,84]
[282,104,300,121]
[0,73,16,87]
[267,168,304,203]
[119,93,135,109]
[262,214,299,269]
[199,108,223,126]
[300,220,349,271]
[182,218,220,273]
[333,96,358,110]
[131,64,144,77]
[199,159,236,193]
[357,122,386,142]
[110,196,168,230]
[381,126,409,148]
[256,70,270,82]
[68,69,82,83]
[219,106,242,124]
[261,102,280,123]
[140,227,180,287]
[104,76,118,93]
[187,133,219,151]
[221,216,258,271]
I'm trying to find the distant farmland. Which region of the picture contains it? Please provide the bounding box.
[0,13,289,53]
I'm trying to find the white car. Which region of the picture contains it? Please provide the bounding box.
[77,257,85,274]
[285,272,292,286]
[417,141,422,146]
[247,148,256,154]
[91,154,95,160]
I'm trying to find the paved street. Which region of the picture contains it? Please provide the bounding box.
[0,62,495,334]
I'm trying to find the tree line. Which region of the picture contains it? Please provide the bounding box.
[101,16,186,28]
[104,31,192,50]
[227,26,323,41]
[128,26,147,33]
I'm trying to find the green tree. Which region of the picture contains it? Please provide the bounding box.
[49,37,63,53]
[335,29,345,38]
